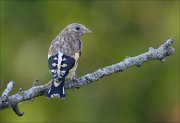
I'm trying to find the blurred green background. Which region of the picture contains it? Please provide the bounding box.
[0,0,179,122]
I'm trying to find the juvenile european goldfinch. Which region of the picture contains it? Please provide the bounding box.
[47,23,91,98]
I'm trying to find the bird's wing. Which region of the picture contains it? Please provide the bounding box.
[48,52,76,87]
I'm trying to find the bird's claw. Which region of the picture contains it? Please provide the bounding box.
[70,77,80,89]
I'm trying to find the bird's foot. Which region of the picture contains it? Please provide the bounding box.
[70,77,80,89]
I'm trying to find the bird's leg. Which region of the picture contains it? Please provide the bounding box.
[68,63,80,89]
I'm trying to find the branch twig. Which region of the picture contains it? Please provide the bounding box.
[0,38,175,116]
[2,81,14,97]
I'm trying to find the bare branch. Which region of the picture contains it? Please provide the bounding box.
[0,38,175,116]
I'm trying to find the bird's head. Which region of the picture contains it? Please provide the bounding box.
[66,23,91,37]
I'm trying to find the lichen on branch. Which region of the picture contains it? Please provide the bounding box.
[0,38,175,116]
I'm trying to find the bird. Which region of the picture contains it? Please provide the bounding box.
[46,23,91,98]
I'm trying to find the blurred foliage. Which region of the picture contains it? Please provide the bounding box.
[0,0,179,122]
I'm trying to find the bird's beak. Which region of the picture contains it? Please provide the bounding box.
[83,27,92,33]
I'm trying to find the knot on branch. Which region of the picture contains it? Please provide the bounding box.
[0,95,9,109]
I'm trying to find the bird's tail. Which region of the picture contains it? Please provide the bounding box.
[46,80,66,98]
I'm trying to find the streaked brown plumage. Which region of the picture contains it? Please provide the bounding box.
[47,23,91,98]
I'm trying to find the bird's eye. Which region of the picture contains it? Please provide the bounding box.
[75,27,80,31]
